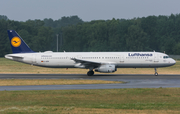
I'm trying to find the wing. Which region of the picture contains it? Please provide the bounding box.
[71,58,101,69]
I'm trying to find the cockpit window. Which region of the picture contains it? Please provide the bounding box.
[163,56,169,59]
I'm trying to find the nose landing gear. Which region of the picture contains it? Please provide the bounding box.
[154,68,158,76]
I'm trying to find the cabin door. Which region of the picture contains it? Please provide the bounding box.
[154,54,159,62]
[120,55,124,63]
[32,54,37,64]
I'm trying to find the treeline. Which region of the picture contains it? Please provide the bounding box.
[61,14,180,54]
[0,15,83,57]
[0,14,180,57]
[44,15,83,28]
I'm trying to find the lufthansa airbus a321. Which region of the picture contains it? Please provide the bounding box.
[5,30,176,76]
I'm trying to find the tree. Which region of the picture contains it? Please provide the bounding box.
[125,25,149,51]
[173,42,180,54]
[0,15,8,20]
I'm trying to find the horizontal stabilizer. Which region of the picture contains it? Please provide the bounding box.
[5,54,24,59]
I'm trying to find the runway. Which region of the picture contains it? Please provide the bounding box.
[0,74,180,91]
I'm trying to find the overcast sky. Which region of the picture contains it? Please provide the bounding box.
[0,0,180,21]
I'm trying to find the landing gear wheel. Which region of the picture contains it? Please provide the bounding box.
[154,68,158,76]
[154,72,158,76]
[87,71,94,76]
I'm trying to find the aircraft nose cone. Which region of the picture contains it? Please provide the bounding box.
[171,59,176,65]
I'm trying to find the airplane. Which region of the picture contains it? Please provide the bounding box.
[5,30,176,76]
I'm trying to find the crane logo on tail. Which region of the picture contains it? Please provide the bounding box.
[11,37,21,47]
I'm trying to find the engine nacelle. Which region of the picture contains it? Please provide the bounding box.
[95,64,117,73]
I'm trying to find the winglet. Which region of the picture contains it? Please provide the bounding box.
[7,30,34,53]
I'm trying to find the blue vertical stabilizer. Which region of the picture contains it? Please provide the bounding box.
[7,30,34,53]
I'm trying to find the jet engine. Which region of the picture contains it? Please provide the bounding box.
[95,64,116,73]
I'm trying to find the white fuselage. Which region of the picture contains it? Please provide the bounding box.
[5,51,176,68]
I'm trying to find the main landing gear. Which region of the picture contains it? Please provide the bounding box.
[87,70,94,76]
[154,68,158,76]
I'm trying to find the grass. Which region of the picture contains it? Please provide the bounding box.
[1,58,180,113]
[0,57,180,74]
[0,58,125,86]
[0,79,123,86]
[0,88,180,113]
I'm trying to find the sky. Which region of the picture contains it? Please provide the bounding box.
[0,0,180,22]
